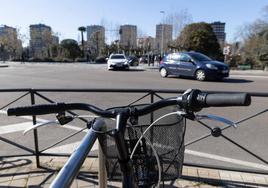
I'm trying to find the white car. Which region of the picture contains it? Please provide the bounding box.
[107,54,129,70]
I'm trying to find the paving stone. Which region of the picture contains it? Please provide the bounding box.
[230,172,243,182]
[182,166,188,175]
[208,170,220,179]
[253,175,267,185]
[108,181,121,187]
[0,181,10,187]
[241,173,255,183]
[2,156,268,187]
[9,178,28,187]
[0,175,13,183]
[77,179,96,187]
[197,168,209,178]
[176,179,196,187]
[187,167,198,177]
[198,184,218,188]
[265,176,268,184]
[27,174,47,186]
[219,171,231,181]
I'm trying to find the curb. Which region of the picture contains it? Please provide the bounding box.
[0,64,9,68]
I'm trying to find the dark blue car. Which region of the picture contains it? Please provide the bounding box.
[159,52,229,81]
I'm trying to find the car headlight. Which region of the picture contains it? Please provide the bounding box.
[124,61,129,65]
[206,64,218,70]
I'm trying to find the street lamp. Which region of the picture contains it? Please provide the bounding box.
[160,11,165,57]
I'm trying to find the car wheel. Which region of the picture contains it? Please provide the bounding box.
[160,68,168,77]
[195,69,206,81]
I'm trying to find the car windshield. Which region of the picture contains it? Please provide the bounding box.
[111,55,125,59]
[188,53,212,61]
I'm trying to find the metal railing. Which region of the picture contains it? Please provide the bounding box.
[0,88,268,176]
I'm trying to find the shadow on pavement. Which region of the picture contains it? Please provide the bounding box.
[109,68,145,72]
[0,158,32,171]
[168,76,253,83]
[222,78,254,83]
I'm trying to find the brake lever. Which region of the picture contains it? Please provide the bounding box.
[195,114,237,128]
[23,120,59,135]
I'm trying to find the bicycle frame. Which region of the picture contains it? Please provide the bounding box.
[50,119,106,188]
[50,115,137,188]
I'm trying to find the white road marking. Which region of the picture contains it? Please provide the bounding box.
[230,75,268,79]
[0,122,35,134]
[43,141,99,154]
[185,149,268,170]
[0,110,87,133]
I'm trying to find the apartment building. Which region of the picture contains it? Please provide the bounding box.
[87,25,105,55]
[155,24,172,54]
[119,25,137,49]
[210,21,226,47]
[29,24,52,59]
[0,25,22,59]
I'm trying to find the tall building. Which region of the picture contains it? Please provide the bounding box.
[119,25,137,49]
[155,24,172,54]
[210,22,226,47]
[0,25,22,60]
[87,25,105,55]
[29,24,52,59]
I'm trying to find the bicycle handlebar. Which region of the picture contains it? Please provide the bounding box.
[7,89,251,117]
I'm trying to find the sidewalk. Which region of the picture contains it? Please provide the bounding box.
[0,63,9,68]
[1,156,267,187]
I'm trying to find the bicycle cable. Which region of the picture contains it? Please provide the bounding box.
[130,111,186,188]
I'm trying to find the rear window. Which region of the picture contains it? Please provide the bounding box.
[111,55,125,59]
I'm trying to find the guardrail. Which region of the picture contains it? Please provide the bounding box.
[0,88,268,176]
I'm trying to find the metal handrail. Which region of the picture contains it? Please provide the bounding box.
[0,88,268,176]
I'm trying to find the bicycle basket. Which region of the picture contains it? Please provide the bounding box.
[101,104,185,186]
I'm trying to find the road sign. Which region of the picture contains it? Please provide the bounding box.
[223,46,231,55]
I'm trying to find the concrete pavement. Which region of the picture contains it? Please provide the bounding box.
[0,156,268,187]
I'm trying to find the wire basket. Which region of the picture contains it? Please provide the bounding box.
[102,105,185,186]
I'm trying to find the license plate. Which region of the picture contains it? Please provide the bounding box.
[222,70,228,73]
[117,63,123,67]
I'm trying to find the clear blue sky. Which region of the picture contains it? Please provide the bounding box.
[1,0,268,45]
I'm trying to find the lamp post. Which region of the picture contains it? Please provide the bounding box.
[160,11,165,57]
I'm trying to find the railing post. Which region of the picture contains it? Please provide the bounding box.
[150,91,155,123]
[150,91,154,151]
[30,90,40,168]
[98,139,107,188]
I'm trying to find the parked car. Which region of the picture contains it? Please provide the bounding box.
[139,55,148,64]
[127,55,139,66]
[95,56,107,64]
[107,54,129,70]
[159,52,229,81]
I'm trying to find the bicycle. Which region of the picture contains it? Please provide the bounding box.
[7,89,251,188]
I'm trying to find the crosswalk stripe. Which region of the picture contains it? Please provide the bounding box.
[0,122,34,135]
[43,141,99,154]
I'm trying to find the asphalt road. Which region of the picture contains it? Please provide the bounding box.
[0,62,268,172]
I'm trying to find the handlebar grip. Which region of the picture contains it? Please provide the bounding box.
[204,93,251,107]
[7,103,67,116]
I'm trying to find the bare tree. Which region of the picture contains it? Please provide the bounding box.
[163,9,192,39]
[235,6,268,70]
